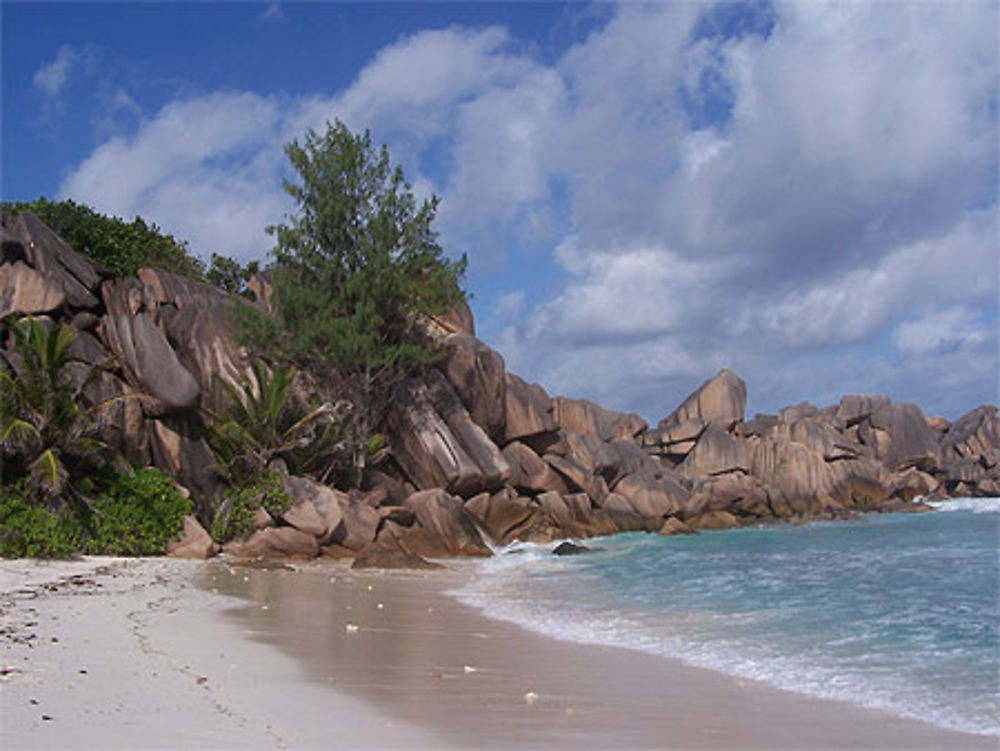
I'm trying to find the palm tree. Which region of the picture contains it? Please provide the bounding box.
[0,318,124,506]
[203,358,354,485]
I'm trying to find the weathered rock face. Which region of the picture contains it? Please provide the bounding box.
[403,488,491,556]
[464,488,537,545]
[613,468,692,520]
[690,473,771,517]
[424,370,510,490]
[4,211,999,565]
[503,373,558,444]
[600,493,646,532]
[148,416,219,499]
[351,529,442,570]
[329,497,380,551]
[659,516,694,536]
[679,425,751,477]
[388,372,509,496]
[660,369,747,430]
[0,261,66,318]
[941,406,999,461]
[137,268,252,414]
[868,402,939,470]
[280,474,346,545]
[7,211,103,310]
[552,396,647,442]
[642,418,708,460]
[223,527,320,560]
[421,298,476,339]
[100,312,201,411]
[81,368,151,466]
[502,441,569,495]
[687,509,740,530]
[439,334,506,442]
[545,453,610,504]
[166,515,220,559]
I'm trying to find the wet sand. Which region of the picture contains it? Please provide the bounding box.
[206,560,995,750]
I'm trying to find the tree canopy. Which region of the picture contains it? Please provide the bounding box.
[238,121,467,482]
[242,121,466,369]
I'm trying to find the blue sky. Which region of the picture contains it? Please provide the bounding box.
[3,1,998,422]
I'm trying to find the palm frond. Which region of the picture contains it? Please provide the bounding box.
[1,417,41,447]
[29,448,69,497]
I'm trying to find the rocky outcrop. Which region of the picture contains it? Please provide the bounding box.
[351,529,442,570]
[439,333,506,442]
[387,373,509,496]
[868,402,939,470]
[5,211,102,310]
[503,373,558,444]
[101,312,202,411]
[680,424,750,477]
[402,489,492,556]
[660,369,747,430]
[552,396,647,442]
[0,261,66,318]
[137,268,251,414]
[166,515,220,559]
[613,468,693,521]
[3,210,998,566]
[223,527,320,560]
[503,441,570,495]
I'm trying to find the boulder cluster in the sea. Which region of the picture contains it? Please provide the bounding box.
[3,209,998,565]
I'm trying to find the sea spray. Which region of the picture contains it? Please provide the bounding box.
[451,499,1000,737]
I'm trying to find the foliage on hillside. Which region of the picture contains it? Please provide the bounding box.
[0,318,190,558]
[2,197,205,279]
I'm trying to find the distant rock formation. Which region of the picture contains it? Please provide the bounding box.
[3,208,998,563]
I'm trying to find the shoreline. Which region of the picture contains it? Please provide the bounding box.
[206,557,994,750]
[1,555,994,750]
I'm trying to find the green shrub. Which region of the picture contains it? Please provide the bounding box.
[0,483,84,559]
[209,472,291,543]
[82,467,192,556]
[1,197,205,280]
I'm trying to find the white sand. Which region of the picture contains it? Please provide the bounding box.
[0,557,443,750]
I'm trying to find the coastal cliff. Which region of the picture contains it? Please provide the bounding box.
[3,209,998,564]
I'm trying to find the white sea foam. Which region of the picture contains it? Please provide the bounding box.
[926,496,1000,513]
[450,512,1000,738]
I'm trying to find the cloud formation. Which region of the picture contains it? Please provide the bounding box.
[55,1,998,419]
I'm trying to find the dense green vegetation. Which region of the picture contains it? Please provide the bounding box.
[239,120,466,483]
[0,469,191,558]
[0,318,113,504]
[0,318,190,558]
[0,483,84,558]
[2,197,257,289]
[208,472,291,544]
[81,467,193,556]
[2,197,205,279]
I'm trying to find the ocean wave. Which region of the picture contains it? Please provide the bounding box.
[926,497,1000,513]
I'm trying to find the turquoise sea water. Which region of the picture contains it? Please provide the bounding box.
[451,498,1000,737]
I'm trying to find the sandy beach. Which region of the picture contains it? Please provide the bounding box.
[1,556,993,750]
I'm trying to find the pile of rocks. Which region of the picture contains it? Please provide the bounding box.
[3,209,997,566]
